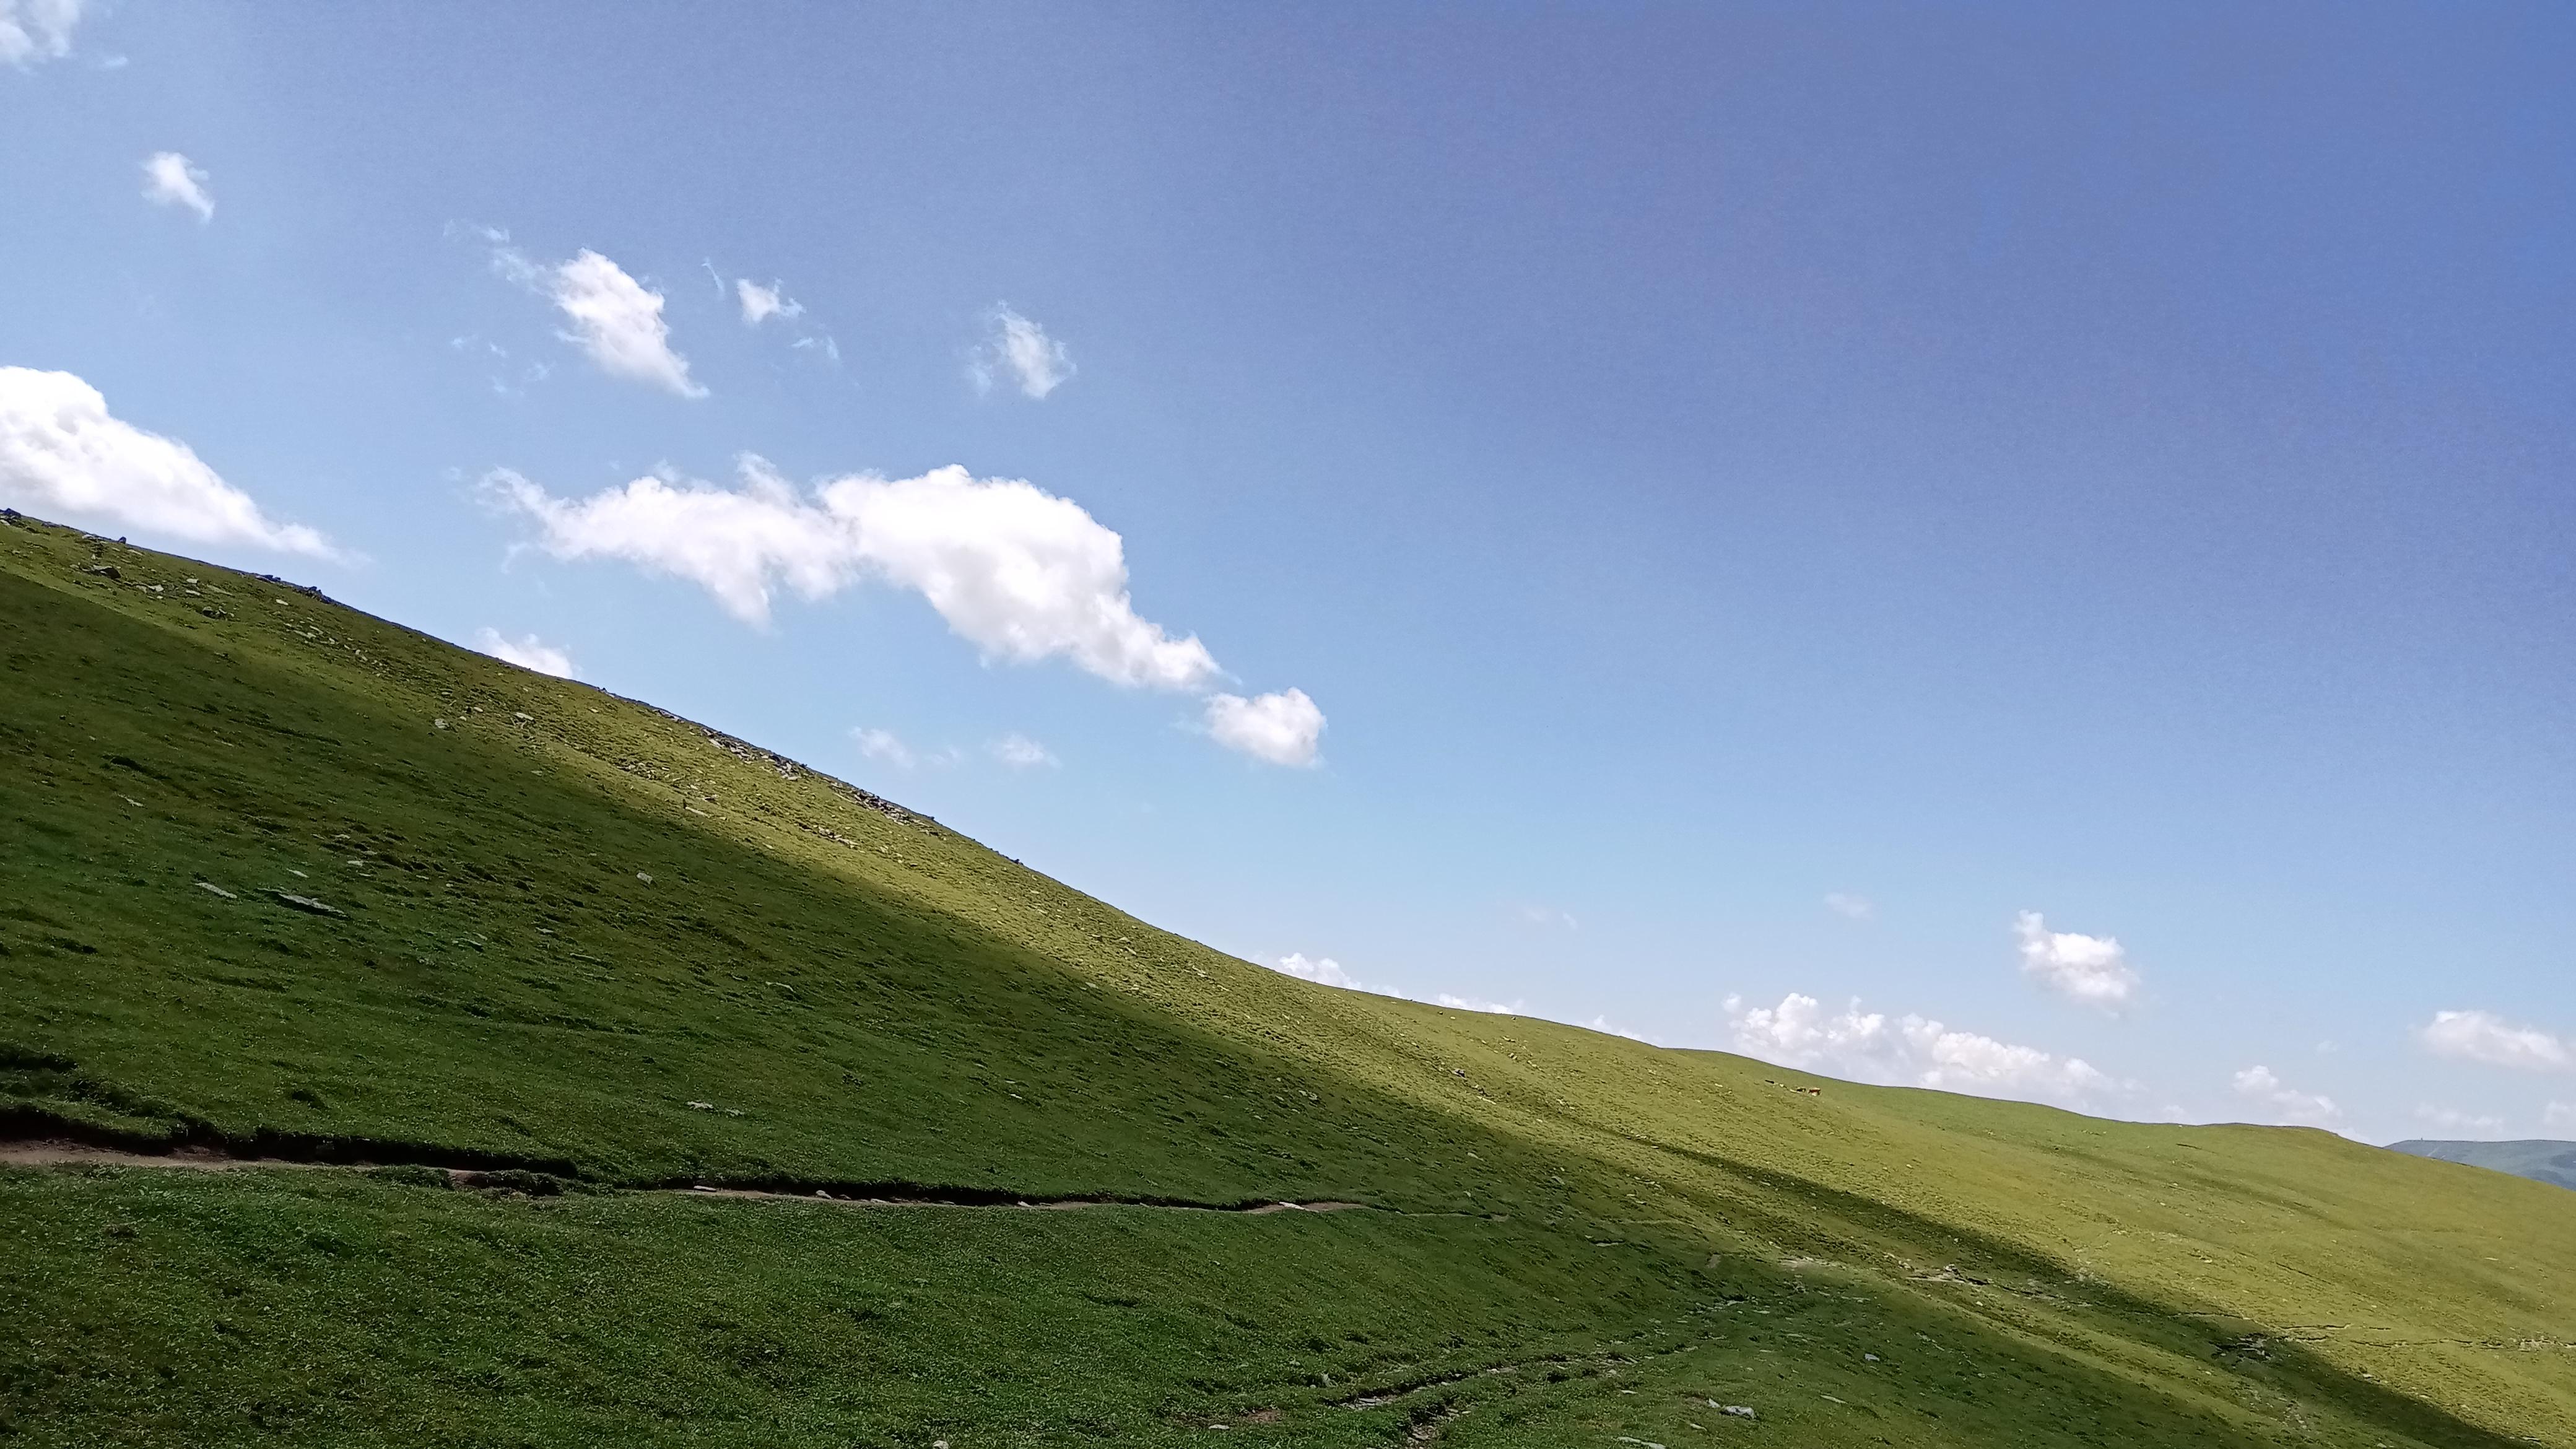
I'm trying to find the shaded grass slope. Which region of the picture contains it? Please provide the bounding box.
[4,513,2572,1447]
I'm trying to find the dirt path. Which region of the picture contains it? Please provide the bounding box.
[0,1139,1374,1214]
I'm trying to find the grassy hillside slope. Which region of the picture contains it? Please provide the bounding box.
[2395,1140,2576,1192]
[5,512,2572,1448]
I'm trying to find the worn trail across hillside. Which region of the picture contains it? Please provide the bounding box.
[0,1139,1377,1214]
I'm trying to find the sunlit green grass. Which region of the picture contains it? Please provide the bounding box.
[4,512,2570,1447]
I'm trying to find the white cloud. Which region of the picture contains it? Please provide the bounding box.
[1724,992,2113,1109]
[1273,952,1365,990]
[1268,952,1520,1016]
[0,367,337,557]
[2412,1104,2508,1138]
[473,629,574,679]
[2420,1009,2572,1073]
[1204,689,1325,767]
[971,305,1074,399]
[991,733,1057,769]
[2014,910,2139,1011]
[494,246,703,398]
[490,458,1225,689]
[2545,1102,2575,1133]
[141,152,214,222]
[852,727,916,769]
[736,278,801,326]
[1516,903,1578,930]
[1824,892,1875,921]
[2231,1065,2341,1128]
[0,0,83,67]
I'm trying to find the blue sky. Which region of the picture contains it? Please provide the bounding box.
[5,2,2572,1143]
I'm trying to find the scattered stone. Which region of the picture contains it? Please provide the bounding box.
[266,890,346,918]
[82,564,119,579]
[635,871,653,884]
[513,711,532,721]
[1718,1405,1757,1420]
[1865,1352,1880,1362]
[434,718,448,729]
[687,1101,715,1110]
[196,882,237,899]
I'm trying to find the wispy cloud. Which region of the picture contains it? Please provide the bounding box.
[734,278,803,326]
[1823,892,1875,921]
[492,244,703,398]
[853,727,918,769]
[141,152,214,222]
[970,304,1074,399]
[473,629,575,679]
[2411,1103,2507,1138]
[991,733,1058,769]
[0,367,338,558]
[2231,1065,2341,1129]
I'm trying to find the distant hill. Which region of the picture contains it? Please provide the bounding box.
[2391,1138,2576,1190]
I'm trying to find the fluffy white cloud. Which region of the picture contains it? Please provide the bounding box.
[2412,1104,2507,1138]
[2015,910,2139,1011]
[1268,952,1520,1016]
[971,305,1074,399]
[1724,992,2113,1109]
[1204,689,1325,767]
[492,457,1324,762]
[2420,1009,2572,1073]
[1824,892,1875,921]
[0,367,337,557]
[0,0,82,66]
[473,628,574,679]
[991,733,1057,769]
[1274,952,1365,990]
[2545,1102,2575,1132]
[736,278,801,326]
[141,152,213,222]
[495,246,703,398]
[490,458,1224,687]
[2231,1065,2341,1128]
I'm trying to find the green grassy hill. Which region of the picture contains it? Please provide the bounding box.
[2394,1140,2576,1193]
[5,510,2572,1448]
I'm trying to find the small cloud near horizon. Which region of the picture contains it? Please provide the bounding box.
[473,629,575,679]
